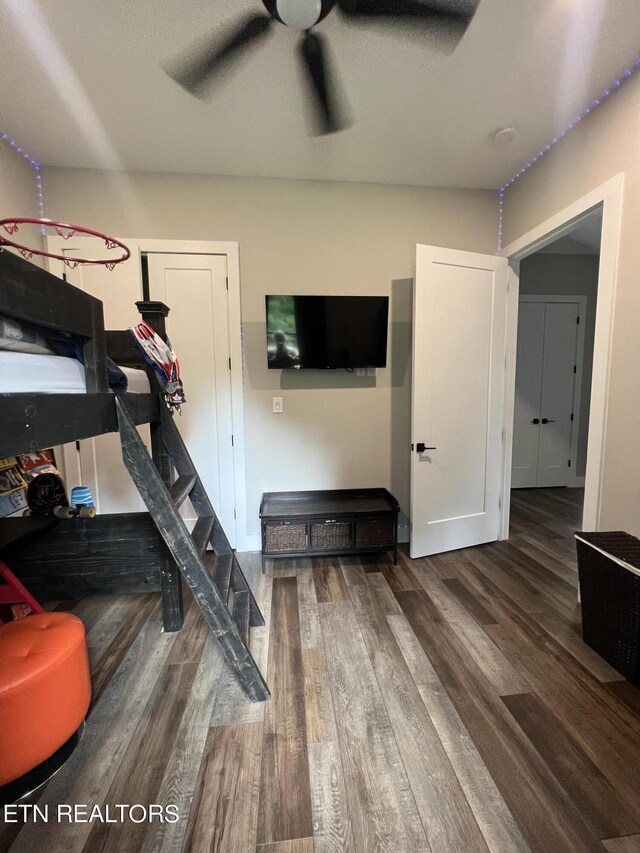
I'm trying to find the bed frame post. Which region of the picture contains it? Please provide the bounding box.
[83,302,109,393]
[136,300,170,341]
[134,300,183,631]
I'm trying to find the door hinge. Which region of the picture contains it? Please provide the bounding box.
[231,434,234,446]
[568,459,572,468]
[233,508,237,519]
[576,315,580,324]
[75,440,81,451]
[570,413,574,421]
[573,365,577,373]
[410,443,414,451]
[228,357,232,370]
[225,276,229,290]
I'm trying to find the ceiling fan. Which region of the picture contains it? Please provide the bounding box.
[164,0,480,135]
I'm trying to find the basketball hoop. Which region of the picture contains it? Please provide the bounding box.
[0,217,131,271]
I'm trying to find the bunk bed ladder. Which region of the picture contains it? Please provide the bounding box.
[115,397,270,703]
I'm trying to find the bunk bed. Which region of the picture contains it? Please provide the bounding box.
[0,251,158,455]
[0,249,180,625]
[0,249,270,701]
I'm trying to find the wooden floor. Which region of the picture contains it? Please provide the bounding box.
[3,487,640,852]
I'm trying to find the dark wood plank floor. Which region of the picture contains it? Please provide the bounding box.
[3,487,640,852]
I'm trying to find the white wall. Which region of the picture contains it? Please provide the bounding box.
[504,78,640,534]
[43,168,496,541]
[519,253,599,477]
[0,140,44,260]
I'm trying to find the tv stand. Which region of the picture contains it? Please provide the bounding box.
[260,488,399,571]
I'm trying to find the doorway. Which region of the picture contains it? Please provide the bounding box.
[501,173,623,537]
[511,217,601,526]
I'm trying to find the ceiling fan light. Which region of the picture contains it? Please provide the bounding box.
[276,0,323,30]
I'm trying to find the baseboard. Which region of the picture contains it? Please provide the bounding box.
[242,534,261,553]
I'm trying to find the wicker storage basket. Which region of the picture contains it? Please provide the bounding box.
[575,531,640,684]
[264,521,307,553]
[310,520,351,551]
[355,518,395,548]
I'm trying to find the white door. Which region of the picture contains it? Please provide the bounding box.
[410,245,508,558]
[48,240,149,514]
[537,302,580,486]
[512,298,582,488]
[147,254,236,543]
[512,302,545,488]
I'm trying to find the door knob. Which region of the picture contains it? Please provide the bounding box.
[531,418,540,424]
[541,418,556,424]
[416,443,437,453]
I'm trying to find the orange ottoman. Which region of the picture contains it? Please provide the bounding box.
[0,612,91,788]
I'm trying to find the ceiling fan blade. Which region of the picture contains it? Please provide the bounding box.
[338,0,478,42]
[164,14,273,98]
[298,31,349,135]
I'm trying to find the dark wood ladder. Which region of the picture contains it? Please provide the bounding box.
[116,397,270,703]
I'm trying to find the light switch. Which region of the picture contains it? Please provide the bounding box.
[272,396,283,413]
[356,368,366,377]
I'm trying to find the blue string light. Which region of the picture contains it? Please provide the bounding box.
[0,130,45,232]
[4,54,640,256]
[496,55,640,253]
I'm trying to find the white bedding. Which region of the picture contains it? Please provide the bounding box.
[0,351,150,394]
[120,365,151,394]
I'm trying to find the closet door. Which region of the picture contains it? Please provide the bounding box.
[512,302,545,488]
[536,302,579,487]
[512,298,581,489]
[147,254,236,543]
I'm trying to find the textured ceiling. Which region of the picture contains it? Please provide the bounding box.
[0,0,639,188]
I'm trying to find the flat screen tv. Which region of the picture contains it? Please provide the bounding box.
[266,295,389,369]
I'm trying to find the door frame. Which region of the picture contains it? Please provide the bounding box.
[500,173,623,536]
[48,237,250,551]
[516,294,587,489]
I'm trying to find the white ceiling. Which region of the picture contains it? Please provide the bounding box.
[0,0,639,189]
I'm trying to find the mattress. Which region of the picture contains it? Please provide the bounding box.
[0,352,150,394]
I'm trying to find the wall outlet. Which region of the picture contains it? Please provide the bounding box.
[272,396,283,414]
[367,367,376,377]
[356,368,366,377]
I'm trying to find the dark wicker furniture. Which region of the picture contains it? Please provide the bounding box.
[260,488,400,571]
[575,531,640,685]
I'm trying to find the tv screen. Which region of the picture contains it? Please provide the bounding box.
[266,295,389,369]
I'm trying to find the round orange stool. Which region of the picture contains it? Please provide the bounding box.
[0,612,91,800]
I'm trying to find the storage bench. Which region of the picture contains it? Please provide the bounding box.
[260,488,400,571]
[575,531,640,684]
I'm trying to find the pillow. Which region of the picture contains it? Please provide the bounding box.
[0,314,56,356]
